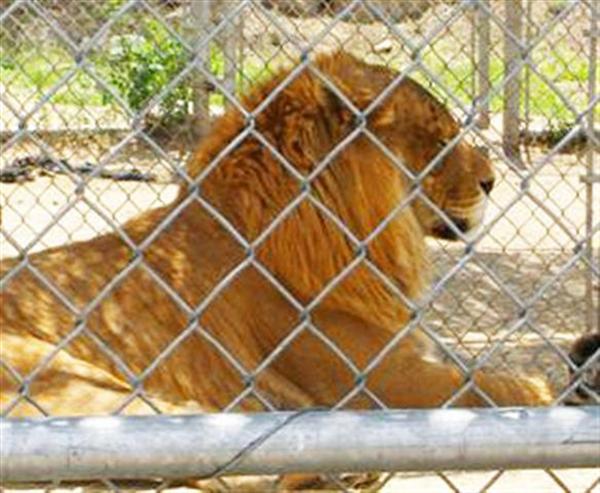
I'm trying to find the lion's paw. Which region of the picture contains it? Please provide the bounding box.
[565,333,600,405]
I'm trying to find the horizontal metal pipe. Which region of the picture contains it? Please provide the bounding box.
[1,407,599,483]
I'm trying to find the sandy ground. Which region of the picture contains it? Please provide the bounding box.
[2,469,599,492]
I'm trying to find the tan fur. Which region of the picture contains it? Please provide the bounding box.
[1,52,553,418]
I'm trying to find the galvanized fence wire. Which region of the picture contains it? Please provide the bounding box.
[0,0,599,490]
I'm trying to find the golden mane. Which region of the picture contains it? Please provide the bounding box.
[183,53,430,325]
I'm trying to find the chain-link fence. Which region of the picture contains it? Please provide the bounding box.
[1,0,598,491]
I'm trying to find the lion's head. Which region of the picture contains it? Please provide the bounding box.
[366,77,495,241]
[186,52,495,315]
[304,52,496,242]
[189,52,493,241]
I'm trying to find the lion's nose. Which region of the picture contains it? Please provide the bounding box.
[480,178,494,196]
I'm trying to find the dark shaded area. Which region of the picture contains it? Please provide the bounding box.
[0,155,155,184]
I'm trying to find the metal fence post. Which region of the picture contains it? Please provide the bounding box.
[186,0,214,141]
[2,408,599,483]
[524,0,532,140]
[584,0,598,333]
[214,0,245,109]
[503,0,524,165]
[476,0,491,129]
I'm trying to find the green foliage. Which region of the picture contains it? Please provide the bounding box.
[404,43,597,126]
[102,17,192,127]
[0,53,15,71]
[0,46,104,106]
[1,23,594,132]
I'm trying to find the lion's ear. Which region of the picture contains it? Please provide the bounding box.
[320,81,396,131]
[316,52,392,110]
[324,75,380,110]
[372,104,396,127]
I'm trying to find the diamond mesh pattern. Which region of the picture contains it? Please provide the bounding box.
[0,0,598,491]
